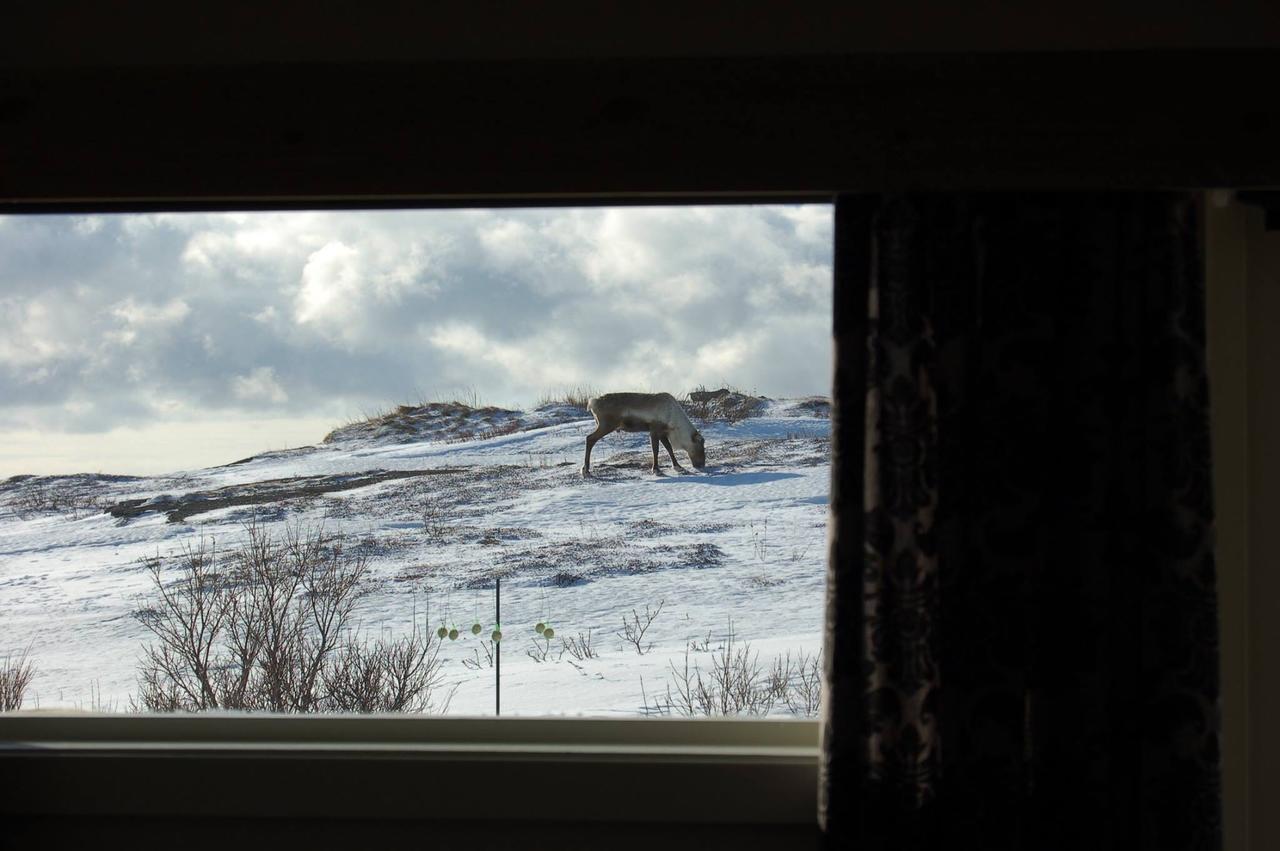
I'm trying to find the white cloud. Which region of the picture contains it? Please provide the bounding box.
[778,205,834,245]
[111,297,190,327]
[693,334,752,375]
[292,235,440,347]
[232,366,288,404]
[295,241,361,326]
[478,218,540,269]
[104,298,190,347]
[426,321,582,389]
[0,297,74,366]
[73,216,105,236]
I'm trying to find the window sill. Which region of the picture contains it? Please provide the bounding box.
[0,714,819,824]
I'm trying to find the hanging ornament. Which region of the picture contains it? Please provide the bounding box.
[437,626,449,639]
[535,622,546,634]
[471,622,483,636]
[449,628,459,641]
[542,627,555,639]
[491,629,503,642]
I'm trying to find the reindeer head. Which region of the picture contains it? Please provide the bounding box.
[689,430,706,468]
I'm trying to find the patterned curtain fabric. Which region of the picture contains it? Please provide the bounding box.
[821,194,1221,851]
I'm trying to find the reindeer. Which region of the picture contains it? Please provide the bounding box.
[582,392,706,477]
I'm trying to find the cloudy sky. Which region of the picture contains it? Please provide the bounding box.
[0,205,832,477]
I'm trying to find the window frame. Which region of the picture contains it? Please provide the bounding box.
[0,713,819,822]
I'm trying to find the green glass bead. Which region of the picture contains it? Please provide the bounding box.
[491,629,503,642]
[449,628,459,641]
[542,627,554,639]
[535,622,546,634]
[471,623,483,635]
[437,626,448,639]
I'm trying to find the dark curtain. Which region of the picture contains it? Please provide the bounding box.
[821,194,1221,850]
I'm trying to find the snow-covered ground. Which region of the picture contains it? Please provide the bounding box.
[0,398,830,716]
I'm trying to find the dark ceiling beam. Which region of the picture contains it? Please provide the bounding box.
[7,2,1280,67]
[2,51,1279,208]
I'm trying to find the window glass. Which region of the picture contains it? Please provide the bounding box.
[0,206,831,717]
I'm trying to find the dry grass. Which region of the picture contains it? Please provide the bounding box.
[322,386,507,445]
[534,385,597,410]
[439,417,523,445]
[747,573,786,589]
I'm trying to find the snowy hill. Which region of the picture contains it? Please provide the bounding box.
[0,397,830,716]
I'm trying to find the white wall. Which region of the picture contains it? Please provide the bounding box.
[1206,193,1280,851]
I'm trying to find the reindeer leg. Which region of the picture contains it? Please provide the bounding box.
[649,432,664,475]
[583,425,612,477]
[661,436,688,473]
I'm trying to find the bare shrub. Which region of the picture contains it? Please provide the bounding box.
[766,653,791,702]
[782,648,823,717]
[322,627,453,713]
[0,643,36,711]
[133,522,449,714]
[750,518,769,562]
[669,622,774,716]
[9,481,103,520]
[460,639,496,670]
[76,680,119,713]
[638,675,671,717]
[688,630,713,653]
[651,648,772,717]
[616,600,664,655]
[525,633,561,663]
[421,496,449,541]
[758,648,823,717]
[561,629,598,661]
[642,623,821,718]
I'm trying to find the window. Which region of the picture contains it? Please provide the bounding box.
[0,204,831,720]
[0,205,828,827]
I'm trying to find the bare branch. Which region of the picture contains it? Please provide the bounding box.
[133,523,450,715]
[0,642,37,711]
[616,600,664,655]
[561,629,598,661]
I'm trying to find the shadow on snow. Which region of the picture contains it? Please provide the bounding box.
[651,470,803,487]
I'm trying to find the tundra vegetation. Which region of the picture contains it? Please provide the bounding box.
[133,523,452,713]
[641,621,823,717]
[1,387,827,716]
